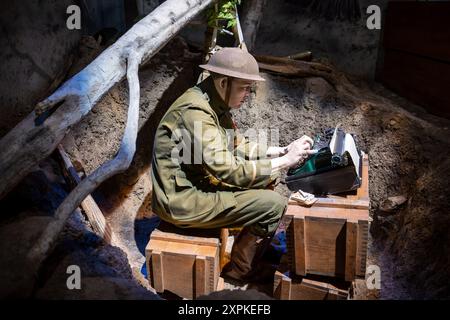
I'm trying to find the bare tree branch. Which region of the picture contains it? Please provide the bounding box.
[0,0,214,201]
[28,42,142,266]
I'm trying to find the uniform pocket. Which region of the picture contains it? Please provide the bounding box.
[174,172,193,189]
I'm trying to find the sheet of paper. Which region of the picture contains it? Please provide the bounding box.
[330,126,345,155]
[344,133,360,177]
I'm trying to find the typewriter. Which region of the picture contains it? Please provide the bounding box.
[285,126,363,195]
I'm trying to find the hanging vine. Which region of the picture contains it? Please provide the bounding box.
[207,0,241,31]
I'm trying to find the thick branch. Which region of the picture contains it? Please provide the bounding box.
[28,47,142,266]
[254,54,359,97]
[0,0,214,201]
[254,54,335,82]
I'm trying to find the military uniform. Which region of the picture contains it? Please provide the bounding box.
[151,77,287,237]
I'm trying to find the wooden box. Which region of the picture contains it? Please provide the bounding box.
[145,229,222,299]
[273,271,351,300]
[286,155,370,281]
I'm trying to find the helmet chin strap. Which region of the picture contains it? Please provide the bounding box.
[224,77,234,107]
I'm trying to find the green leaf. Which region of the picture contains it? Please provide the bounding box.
[207,0,241,30]
[227,20,235,28]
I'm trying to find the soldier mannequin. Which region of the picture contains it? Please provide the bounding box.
[151,48,315,283]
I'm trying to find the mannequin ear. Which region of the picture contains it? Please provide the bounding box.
[219,77,228,89]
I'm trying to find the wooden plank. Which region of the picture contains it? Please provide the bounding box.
[79,197,113,243]
[216,277,225,291]
[381,1,450,119]
[195,256,207,298]
[221,235,233,272]
[56,145,113,243]
[355,220,369,277]
[219,228,229,270]
[345,221,358,281]
[298,277,349,300]
[356,154,369,200]
[273,271,292,300]
[150,250,164,293]
[383,2,450,63]
[273,271,350,300]
[150,230,219,246]
[381,48,450,119]
[288,197,369,210]
[304,216,346,277]
[209,254,218,293]
[164,249,195,298]
[287,205,368,221]
[147,239,218,256]
[293,216,306,276]
[196,246,219,294]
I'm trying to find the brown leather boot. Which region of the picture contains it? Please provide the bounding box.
[221,227,273,283]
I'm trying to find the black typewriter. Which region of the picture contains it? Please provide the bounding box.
[285,126,363,195]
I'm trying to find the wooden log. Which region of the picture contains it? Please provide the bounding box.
[253,54,360,97]
[56,145,113,243]
[254,54,337,85]
[285,51,313,61]
[0,0,215,202]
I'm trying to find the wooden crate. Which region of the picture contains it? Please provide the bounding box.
[286,155,370,281]
[273,271,351,300]
[146,229,222,299]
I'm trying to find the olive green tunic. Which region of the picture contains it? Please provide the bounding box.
[150,77,286,236]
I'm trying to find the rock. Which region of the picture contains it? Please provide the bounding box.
[36,276,160,300]
[0,216,54,298]
[379,195,408,214]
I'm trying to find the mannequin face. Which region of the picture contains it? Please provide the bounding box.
[212,76,254,109]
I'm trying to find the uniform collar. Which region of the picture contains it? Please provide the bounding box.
[196,76,231,118]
